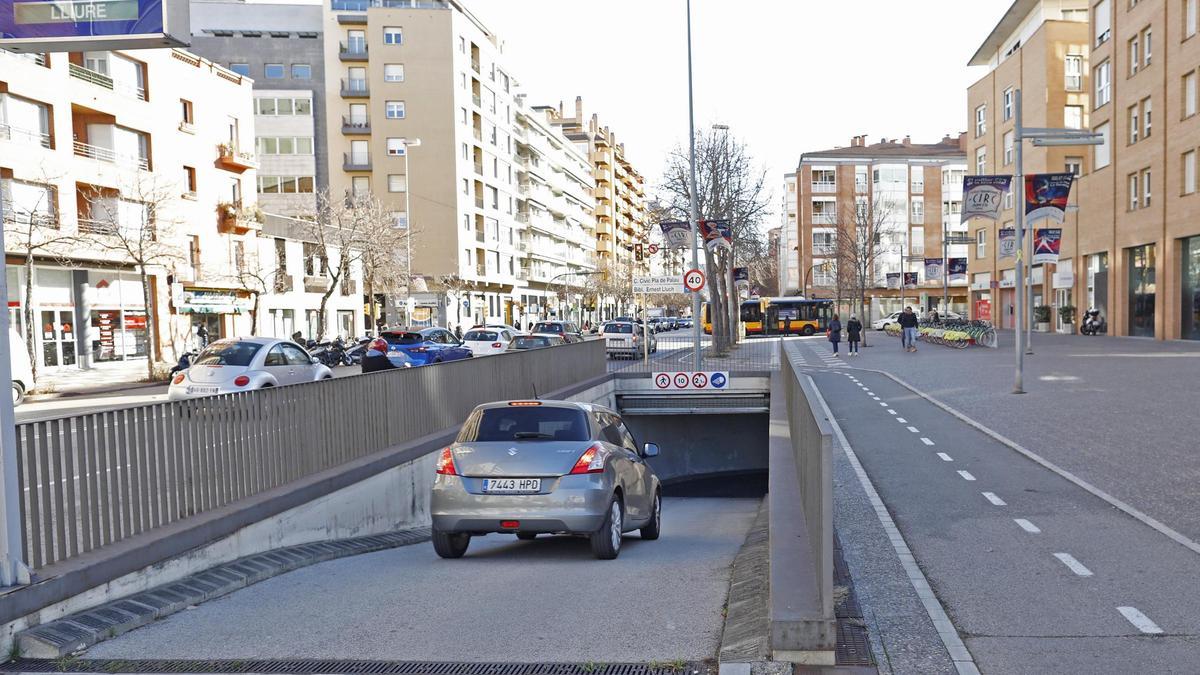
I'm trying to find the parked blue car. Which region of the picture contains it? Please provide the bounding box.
[376,327,473,366]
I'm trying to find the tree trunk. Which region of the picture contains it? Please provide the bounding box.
[139,268,156,381]
[23,254,38,383]
[703,246,726,354]
[317,279,336,342]
[249,293,260,335]
[366,274,378,336]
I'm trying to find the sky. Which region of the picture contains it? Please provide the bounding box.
[464,0,1013,221]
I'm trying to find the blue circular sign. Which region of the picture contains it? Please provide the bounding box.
[710,372,728,389]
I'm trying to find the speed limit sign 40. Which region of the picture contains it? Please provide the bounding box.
[684,269,705,292]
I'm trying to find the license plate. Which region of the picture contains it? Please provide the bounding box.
[186,386,218,395]
[607,339,626,346]
[482,478,541,493]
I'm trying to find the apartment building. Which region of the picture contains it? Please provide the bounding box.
[515,100,597,327]
[190,1,364,341]
[790,135,968,321]
[965,0,1091,331]
[781,172,800,294]
[1,47,259,374]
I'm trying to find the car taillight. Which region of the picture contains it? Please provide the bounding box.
[569,443,605,475]
[172,373,185,385]
[234,375,250,387]
[435,447,458,475]
[492,342,502,348]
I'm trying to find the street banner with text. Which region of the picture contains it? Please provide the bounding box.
[733,267,749,291]
[949,258,968,282]
[886,273,900,290]
[1033,228,1063,264]
[698,219,732,253]
[999,228,1016,258]
[924,258,943,282]
[903,272,919,289]
[961,175,1012,223]
[659,221,691,249]
[1025,173,1075,225]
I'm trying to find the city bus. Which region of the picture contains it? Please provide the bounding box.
[702,298,834,336]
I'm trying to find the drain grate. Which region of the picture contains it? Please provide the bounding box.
[2,660,706,675]
[833,532,874,667]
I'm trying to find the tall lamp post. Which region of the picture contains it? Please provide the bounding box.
[685,0,702,371]
[398,138,421,326]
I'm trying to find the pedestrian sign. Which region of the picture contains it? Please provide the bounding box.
[654,373,672,389]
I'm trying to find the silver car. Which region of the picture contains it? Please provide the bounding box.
[431,400,662,559]
[168,337,333,400]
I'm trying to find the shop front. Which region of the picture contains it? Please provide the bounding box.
[173,286,253,348]
[1181,236,1200,341]
[1127,244,1156,338]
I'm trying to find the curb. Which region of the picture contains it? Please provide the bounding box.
[26,380,167,402]
[717,499,770,673]
[16,527,431,658]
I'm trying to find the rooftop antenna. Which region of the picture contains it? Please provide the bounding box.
[531,382,539,400]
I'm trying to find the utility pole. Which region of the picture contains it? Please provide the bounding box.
[0,199,30,587]
[685,0,702,372]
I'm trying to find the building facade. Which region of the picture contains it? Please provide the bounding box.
[781,172,800,294]
[790,136,968,321]
[965,0,1091,331]
[1,46,260,374]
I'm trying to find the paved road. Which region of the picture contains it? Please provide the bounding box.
[86,497,759,663]
[802,350,1200,674]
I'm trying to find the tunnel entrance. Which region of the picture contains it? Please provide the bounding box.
[620,410,769,499]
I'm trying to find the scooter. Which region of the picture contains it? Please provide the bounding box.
[1081,308,1106,336]
[170,350,197,375]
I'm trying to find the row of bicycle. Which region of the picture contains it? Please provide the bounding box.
[883,320,998,349]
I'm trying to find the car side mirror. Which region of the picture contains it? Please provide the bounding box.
[643,442,660,458]
[311,356,320,365]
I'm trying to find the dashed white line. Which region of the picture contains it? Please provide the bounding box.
[907,426,920,433]
[879,402,889,407]
[1014,518,1041,533]
[937,452,953,462]
[871,396,880,401]
[957,470,976,481]
[887,409,897,415]
[1053,553,1093,577]
[981,492,1007,506]
[920,437,935,446]
[896,418,907,423]
[1117,607,1163,634]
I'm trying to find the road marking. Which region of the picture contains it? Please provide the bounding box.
[982,492,1006,506]
[887,409,897,415]
[957,471,976,481]
[879,402,889,407]
[907,426,919,433]
[807,375,981,675]
[871,396,881,400]
[1053,553,1093,577]
[896,418,907,423]
[1014,518,1041,533]
[1117,607,1163,634]
[920,437,935,446]
[937,452,953,462]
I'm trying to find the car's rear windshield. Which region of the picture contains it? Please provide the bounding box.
[382,332,423,345]
[532,322,561,332]
[512,336,550,348]
[458,406,590,442]
[464,330,497,341]
[604,323,632,334]
[193,341,262,367]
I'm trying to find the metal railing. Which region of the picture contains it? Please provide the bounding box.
[0,122,51,148]
[342,115,370,133]
[332,0,449,9]
[340,78,369,96]
[73,141,149,170]
[76,218,118,235]
[14,340,605,571]
[68,63,146,100]
[812,213,837,225]
[810,181,836,193]
[339,42,368,58]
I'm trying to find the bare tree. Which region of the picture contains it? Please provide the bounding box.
[433,273,473,329]
[659,126,771,353]
[2,170,79,383]
[837,196,901,346]
[360,219,413,335]
[594,257,632,319]
[234,247,272,336]
[81,174,184,380]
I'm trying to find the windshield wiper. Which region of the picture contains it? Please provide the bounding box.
[513,432,553,439]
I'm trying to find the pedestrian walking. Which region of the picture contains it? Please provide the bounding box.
[195,324,209,350]
[827,314,842,356]
[847,315,862,356]
[453,324,463,340]
[898,306,919,352]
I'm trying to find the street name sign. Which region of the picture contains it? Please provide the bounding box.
[633,276,684,294]
[1,0,190,52]
[654,371,730,390]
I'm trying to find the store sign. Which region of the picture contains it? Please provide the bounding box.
[0,0,190,52]
[975,300,992,321]
[175,289,251,315]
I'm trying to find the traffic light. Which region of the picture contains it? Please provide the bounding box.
[635,243,644,262]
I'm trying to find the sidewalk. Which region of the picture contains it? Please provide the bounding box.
[802,330,1200,547]
[27,360,166,400]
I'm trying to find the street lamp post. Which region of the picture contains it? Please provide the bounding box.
[0,200,29,587]
[399,138,421,326]
[685,0,702,372]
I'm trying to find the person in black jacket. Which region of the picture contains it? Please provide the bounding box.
[846,316,863,356]
[827,314,842,356]
[898,306,919,352]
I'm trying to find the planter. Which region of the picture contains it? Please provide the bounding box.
[1036,322,1051,332]
[1058,325,1075,335]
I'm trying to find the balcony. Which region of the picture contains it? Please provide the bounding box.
[341,279,358,296]
[68,63,146,101]
[342,115,371,134]
[217,202,263,235]
[76,218,118,235]
[812,245,836,256]
[812,213,837,225]
[474,161,484,175]
[343,152,372,171]
[74,141,149,170]
[339,42,368,61]
[304,276,331,293]
[475,263,486,276]
[811,181,836,193]
[0,122,51,149]
[216,143,257,172]
[340,79,369,97]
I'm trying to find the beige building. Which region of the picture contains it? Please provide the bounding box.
[1,46,260,373]
[965,0,1091,331]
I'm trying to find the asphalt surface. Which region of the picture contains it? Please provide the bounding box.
[85,497,760,663]
[801,347,1200,674]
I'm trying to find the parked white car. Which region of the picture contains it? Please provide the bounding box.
[9,329,33,406]
[168,337,332,400]
[462,328,517,356]
[872,312,901,331]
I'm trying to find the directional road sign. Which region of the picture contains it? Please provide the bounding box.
[633,276,685,294]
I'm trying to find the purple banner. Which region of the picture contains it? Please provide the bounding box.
[659,221,691,249]
[1033,228,1063,264]
[903,272,919,290]
[1,0,164,40]
[1025,173,1075,225]
[962,175,1012,223]
[948,258,967,282]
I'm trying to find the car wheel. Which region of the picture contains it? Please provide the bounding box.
[432,526,470,558]
[801,325,815,336]
[516,532,537,541]
[640,491,662,540]
[11,382,25,407]
[590,496,623,560]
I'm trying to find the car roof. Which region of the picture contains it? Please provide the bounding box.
[218,336,279,346]
[529,332,563,339]
[474,399,602,414]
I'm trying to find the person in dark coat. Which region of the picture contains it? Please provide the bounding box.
[846,316,863,356]
[827,314,843,356]
[898,306,919,352]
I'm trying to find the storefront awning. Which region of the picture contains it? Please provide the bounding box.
[175,288,253,315]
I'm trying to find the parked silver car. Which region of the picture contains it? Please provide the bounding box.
[431,400,662,559]
[168,337,332,400]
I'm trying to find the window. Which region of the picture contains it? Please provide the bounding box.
[911,197,924,224]
[1143,97,1152,137]
[1003,87,1014,120]
[1185,150,1197,194]
[1129,173,1140,209]
[1095,0,1111,45]
[183,166,196,193]
[383,26,403,44]
[976,146,987,174]
[180,98,193,125]
[1129,104,1140,144]
[1005,190,1014,210]
[1066,157,1084,176]
[976,229,987,259]
[1065,104,1084,129]
[230,63,250,76]
[1143,28,1152,65]
[1189,0,1199,39]
[264,63,285,79]
[1095,60,1111,107]
[1065,54,1083,91]
[1187,71,1198,117]
[387,138,407,156]
[1003,130,1014,165]
[1129,35,1140,75]
[975,104,987,136]
[910,171,924,193]
[384,63,404,82]
[1143,168,1152,206]
[291,64,311,80]
[352,176,370,196]
[385,100,405,119]
[1094,122,1111,168]
[388,174,407,192]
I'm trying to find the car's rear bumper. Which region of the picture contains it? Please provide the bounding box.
[431,475,610,534]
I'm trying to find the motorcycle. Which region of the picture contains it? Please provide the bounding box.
[170,350,197,375]
[1080,308,1106,336]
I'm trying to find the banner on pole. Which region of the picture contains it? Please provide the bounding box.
[903,272,919,289]
[961,176,1012,223]
[1025,173,1075,225]
[733,267,749,291]
[998,228,1016,258]
[924,258,944,282]
[886,273,900,290]
[659,221,691,249]
[698,219,732,253]
[1032,228,1063,264]
[948,258,967,282]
